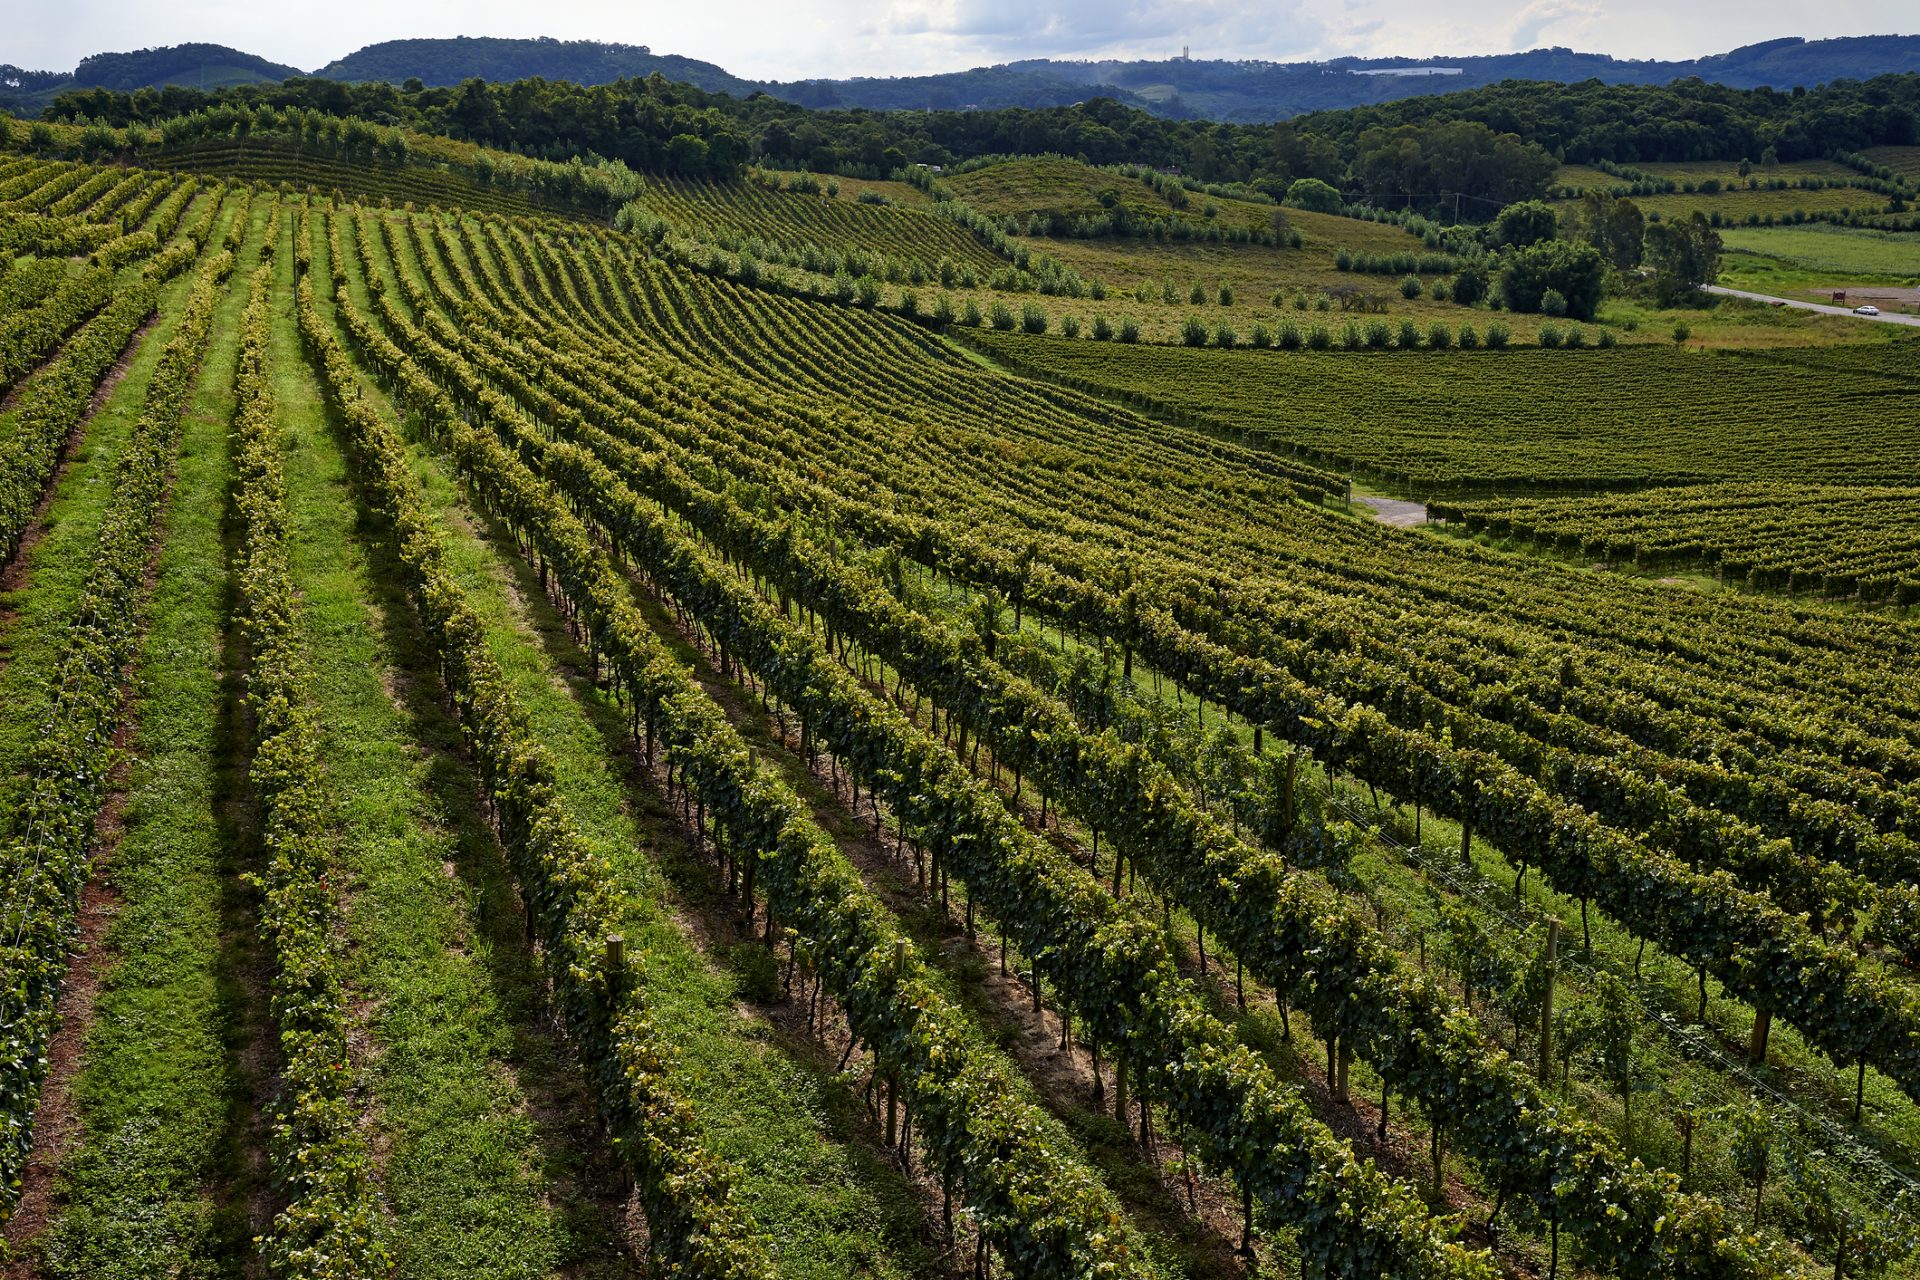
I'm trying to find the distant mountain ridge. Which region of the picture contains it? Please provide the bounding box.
[315,36,761,97]
[5,33,1919,122]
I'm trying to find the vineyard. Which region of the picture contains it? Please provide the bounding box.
[968,330,1920,492]
[3,137,1920,1280]
[1430,484,1920,602]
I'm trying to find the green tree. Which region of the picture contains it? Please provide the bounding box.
[1644,212,1722,305]
[666,132,711,175]
[1450,262,1490,306]
[1487,199,1559,249]
[1283,177,1343,213]
[1497,239,1605,320]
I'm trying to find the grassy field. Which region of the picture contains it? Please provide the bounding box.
[1719,223,1920,291]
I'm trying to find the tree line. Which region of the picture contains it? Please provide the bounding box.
[25,70,1920,218]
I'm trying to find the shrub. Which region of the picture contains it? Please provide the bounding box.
[855,275,883,307]
[1672,322,1691,344]
[1399,274,1423,299]
[1181,316,1209,346]
[1218,284,1234,306]
[857,190,891,205]
[1541,288,1569,317]
[1306,323,1333,350]
[898,289,920,318]
[826,178,840,197]
[1313,292,1332,312]
[1564,325,1586,349]
[932,293,955,325]
[1091,314,1114,340]
[1161,278,1180,303]
[1292,291,1310,310]
[1485,320,1510,349]
[1451,263,1489,305]
[1250,324,1272,349]
[1090,280,1107,300]
[1397,318,1421,349]
[1021,303,1048,334]
[1364,318,1393,349]
[1277,319,1304,350]
[1428,278,1452,303]
[1538,324,1563,348]
[1427,322,1452,349]
[1060,314,1081,338]
[1284,177,1343,213]
[990,301,1016,330]
[1335,249,1355,271]
[831,272,857,304]
[1118,316,1141,343]
[962,298,982,326]
[1458,322,1479,349]
[1497,240,1604,319]
[1213,321,1237,348]
[1340,320,1366,350]
[1189,282,1208,305]
[1597,327,1617,348]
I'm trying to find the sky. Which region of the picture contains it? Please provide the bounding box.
[6,0,1913,80]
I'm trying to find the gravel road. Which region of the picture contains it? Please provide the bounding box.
[1703,285,1920,326]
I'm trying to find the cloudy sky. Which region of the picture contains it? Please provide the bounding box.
[7,0,1912,79]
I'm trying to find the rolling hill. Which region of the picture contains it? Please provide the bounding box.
[4,33,1918,123]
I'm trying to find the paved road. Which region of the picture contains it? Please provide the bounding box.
[1703,284,1920,327]
[1356,495,1427,528]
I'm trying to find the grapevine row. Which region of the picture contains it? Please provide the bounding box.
[0,182,224,562]
[438,219,1920,1104]
[290,224,780,1280]
[230,232,393,1274]
[0,226,237,1222]
[382,213,1768,1278]
[305,221,1175,1279]
[337,213,1513,1280]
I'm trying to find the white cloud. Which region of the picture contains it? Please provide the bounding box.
[1505,0,1607,50]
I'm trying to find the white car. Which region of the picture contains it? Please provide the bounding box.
[1854,305,1880,316]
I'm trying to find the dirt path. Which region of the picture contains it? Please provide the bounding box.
[1356,494,1428,528]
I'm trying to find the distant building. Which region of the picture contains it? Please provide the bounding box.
[1352,66,1464,77]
